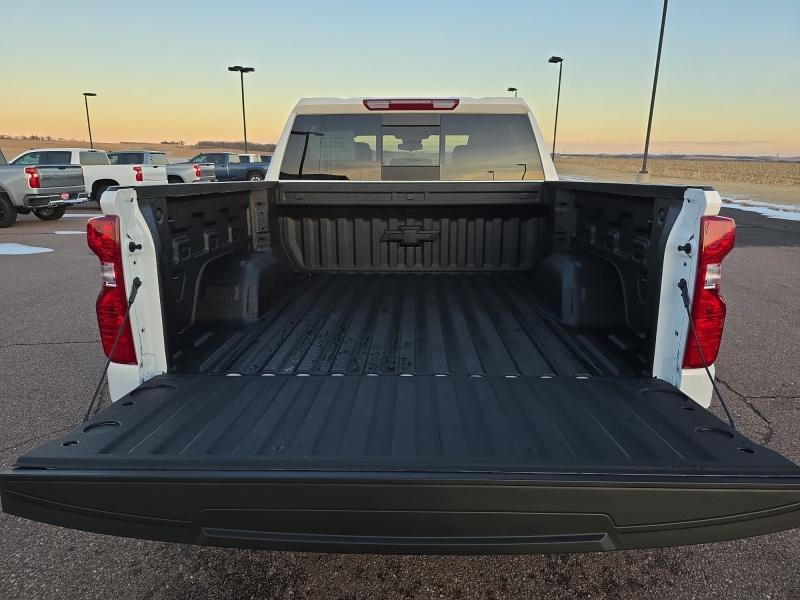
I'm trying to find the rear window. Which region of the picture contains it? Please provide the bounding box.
[109,153,144,165]
[79,151,110,165]
[149,153,168,166]
[13,151,73,166]
[280,114,543,181]
[192,153,235,166]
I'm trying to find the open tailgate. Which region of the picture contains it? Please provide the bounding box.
[3,374,800,554]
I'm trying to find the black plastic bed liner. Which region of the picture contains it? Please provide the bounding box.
[13,374,798,475]
[178,273,633,377]
[5,373,800,553]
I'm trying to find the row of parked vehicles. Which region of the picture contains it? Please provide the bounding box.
[0,147,271,227]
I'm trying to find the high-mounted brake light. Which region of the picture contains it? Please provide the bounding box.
[86,216,137,365]
[363,99,460,111]
[193,163,202,178]
[24,167,40,189]
[683,216,736,369]
[133,166,144,182]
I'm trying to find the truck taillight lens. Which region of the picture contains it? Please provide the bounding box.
[133,166,143,182]
[87,216,137,365]
[362,99,460,111]
[193,164,202,178]
[683,216,736,369]
[24,167,40,189]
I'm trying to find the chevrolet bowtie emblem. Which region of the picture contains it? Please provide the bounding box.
[381,226,440,247]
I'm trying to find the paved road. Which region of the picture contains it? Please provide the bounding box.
[1,207,798,600]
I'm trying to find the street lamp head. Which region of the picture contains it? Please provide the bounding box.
[83,92,97,97]
[507,87,517,92]
[548,56,563,63]
[229,65,255,73]
[228,65,242,72]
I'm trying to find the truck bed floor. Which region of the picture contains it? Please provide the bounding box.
[179,273,632,377]
[15,373,797,476]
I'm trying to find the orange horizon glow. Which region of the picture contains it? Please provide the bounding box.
[1,1,798,156]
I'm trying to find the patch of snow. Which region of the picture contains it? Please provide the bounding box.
[0,243,54,255]
[721,195,800,222]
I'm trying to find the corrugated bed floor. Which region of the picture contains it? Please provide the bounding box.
[20,374,793,474]
[182,273,632,377]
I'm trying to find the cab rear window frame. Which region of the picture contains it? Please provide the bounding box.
[280,113,543,181]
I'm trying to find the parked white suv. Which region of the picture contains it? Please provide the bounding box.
[10,148,166,200]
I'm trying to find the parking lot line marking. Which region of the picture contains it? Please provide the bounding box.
[54,231,86,235]
[0,243,54,255]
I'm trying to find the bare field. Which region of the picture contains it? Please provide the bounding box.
[558,156,799,186]
[0,138,243,161]
[557,156,800,205]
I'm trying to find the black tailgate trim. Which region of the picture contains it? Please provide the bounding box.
[3,470,800,554]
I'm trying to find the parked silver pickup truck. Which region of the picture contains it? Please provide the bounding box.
[0,148,87,228]
[108,150,216,184]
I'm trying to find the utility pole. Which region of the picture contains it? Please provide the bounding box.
[82,92,97,148]
[548,56,564,159]
[640,0,669,176]
[228,65,255,152]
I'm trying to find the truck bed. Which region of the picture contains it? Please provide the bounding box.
[14,372,797,476]
[177,273,633,378]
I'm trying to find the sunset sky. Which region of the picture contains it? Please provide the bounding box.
[1,0,798,155]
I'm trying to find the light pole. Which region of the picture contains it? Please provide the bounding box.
[548,56,563,160]
[82,92,97,149]
[507,87,518,98]
[640,0,669,177]
[228,65,255,153]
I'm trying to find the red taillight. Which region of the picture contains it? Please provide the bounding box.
[133,166,143,182]
[193,164,202,178]
[363,98,459,111]
[683,216,736,369]
[24,167,40,189]
[87,216,137,365]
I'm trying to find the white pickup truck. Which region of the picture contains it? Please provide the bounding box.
[2,97,799,554]
[10,147,167,200]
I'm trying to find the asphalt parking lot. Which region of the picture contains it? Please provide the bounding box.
[1,206,798,600]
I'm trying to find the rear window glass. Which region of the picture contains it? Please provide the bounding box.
[441,115,543,181]
[12,152,42,165]
[191,153,233,166]
[14,151,73,165]
[280,113,542,181]
[280,114,379,180]
[79,151,110,165]
[382,126,440,167]
[109,153,144,165]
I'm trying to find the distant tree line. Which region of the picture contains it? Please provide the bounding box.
[1,134,65,141]
[196,140,276,152]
